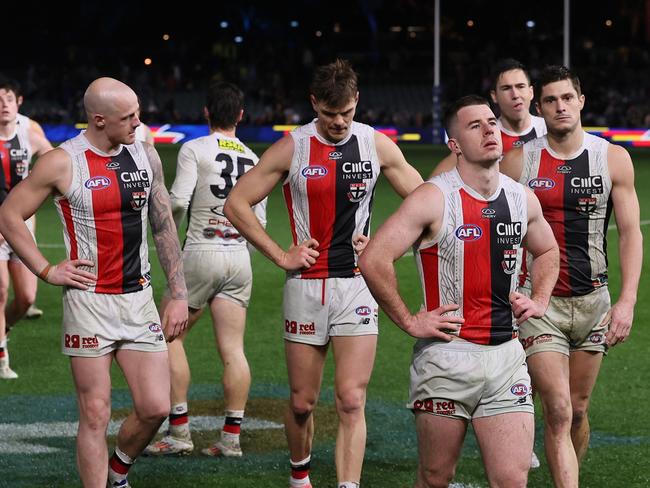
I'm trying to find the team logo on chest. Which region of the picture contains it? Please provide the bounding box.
[347,182,367,202]
[14,161,27,176]
[130,191,147,210]
[496,221,522,245]
[10,147,29,162]
[570,175,603,195]
[576,197,598,215]
[502,249,518,275]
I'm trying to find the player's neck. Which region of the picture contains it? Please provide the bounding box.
[83,130,122,155]
[500,114,530,134]
[0,118,17,139]
[211,126,236,138]
[547,124,584,158]
[457,159,500,199]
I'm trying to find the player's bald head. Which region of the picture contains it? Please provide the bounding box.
[84,77,137,118]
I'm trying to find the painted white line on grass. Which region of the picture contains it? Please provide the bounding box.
[0,416,282,454]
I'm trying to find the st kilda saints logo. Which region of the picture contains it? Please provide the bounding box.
[502,249,518,275]
[576,197,597,215]
[347,182,367,202]
[130,191,147,210]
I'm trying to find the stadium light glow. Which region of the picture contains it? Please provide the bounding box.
[605,19,613,27]
[220,21,229,28]
[290,20,299,28]
[315,30,323,37]
[467,19,475,27]
[526,20,535,28]
[144,58,152,66]
[333,23,341,33]
[390,26,403,32]
[162,34,170,41]
[234,36,243,43]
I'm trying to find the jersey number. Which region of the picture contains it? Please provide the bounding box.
[210,153,254,199]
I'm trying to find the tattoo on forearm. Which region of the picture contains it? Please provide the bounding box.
[147,146,187,299]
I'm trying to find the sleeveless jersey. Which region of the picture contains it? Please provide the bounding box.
[415,169,528,345]
[55,133,153,294]
[520,133,612,297]
[499,115,546,154]
[170,132,265,250]
[283,120,380,279]
[0,113,32,193]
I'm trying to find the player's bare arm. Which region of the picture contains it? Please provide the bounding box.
[29,124,54,157]
[359,183,464,339]
[224,135,319,271]
[499,145,524,181]
[607,144,642,346]
[145,144,188,340]
[429,151,456,178]
[0,149,97,288]
[510,189,559,324]
[375,130,423,197]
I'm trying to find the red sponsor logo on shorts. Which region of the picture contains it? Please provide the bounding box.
[82,336,99,349]
[520,334,552,350]
[65,334,80,348]
[510,383,529,396]
[285,320,316,335]
[413,399,456,416]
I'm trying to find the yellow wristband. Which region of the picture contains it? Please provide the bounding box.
[38,263,53,282]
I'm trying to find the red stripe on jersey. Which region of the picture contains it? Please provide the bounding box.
[0,144,10,189]
[420,245,440,311]
[535,150,570,295]
[460,190,492,345]
[59,198,78,260]
[302,138,336,278]
[501,133,520,155]
[283,183,298,245]
[85,150,125,293]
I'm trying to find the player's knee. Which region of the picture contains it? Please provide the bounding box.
[13,287,36,309]
[79,398,111,431]
[544,398,573,432]
[289,394,317,419]
[135,398,170,423]
[419,464,455,488]
[335,387,366,416]
[571,405,588,428]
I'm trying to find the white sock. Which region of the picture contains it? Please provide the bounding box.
[338,482,360,488]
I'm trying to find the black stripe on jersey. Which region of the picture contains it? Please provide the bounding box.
[7,136,26,190]
[519,127,538,144]
[330,135,363,277]
[563,150,595,295]
[489,189,518,345]
[114,150,148,293]
[362,184,377,236]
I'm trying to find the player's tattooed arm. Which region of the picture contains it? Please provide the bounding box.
[145,144,188,300]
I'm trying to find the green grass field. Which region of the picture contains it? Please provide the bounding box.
[1,144,649,487]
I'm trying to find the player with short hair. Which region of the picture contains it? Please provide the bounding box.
[144,81,267,459]
[359,95,559,488]
[0,75,53,379]
[500,65,643,487]
[224,59,423,488]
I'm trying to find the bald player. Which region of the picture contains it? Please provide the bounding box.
[0,77,188,488]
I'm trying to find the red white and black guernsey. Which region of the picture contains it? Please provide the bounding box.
[416,169,528,345]
[0,114,33,202]
[498,115,547,155]
[520,133,612,297]
[283,120,379,279]
[56,133,153,294]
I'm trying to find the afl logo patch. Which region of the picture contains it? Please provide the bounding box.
[455,224,482,241]
[528,178,555,190]
[85,176,111,190]
[355,306,371,316]
[510,383,529,396]
[301,166,328,178]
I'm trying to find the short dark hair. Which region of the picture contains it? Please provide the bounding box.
[0,74,22,98]
[491,58,531,89]
[537,65,581,97]
[206,81,244,130]
[444,95,491,137]
[309,58,358,107]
